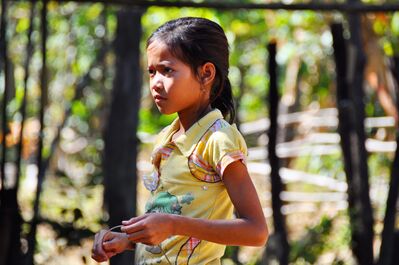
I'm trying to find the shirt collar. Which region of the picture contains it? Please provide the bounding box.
[162,109,224,157]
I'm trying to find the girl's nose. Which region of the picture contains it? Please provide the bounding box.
[151,81,163,93]
[151,74,163,92]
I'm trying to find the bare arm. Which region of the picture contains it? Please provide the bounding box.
[122,161,268,247]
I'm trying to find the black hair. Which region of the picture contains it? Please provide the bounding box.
[147,17,236,124]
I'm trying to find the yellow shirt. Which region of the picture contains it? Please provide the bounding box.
[136,109,247,265]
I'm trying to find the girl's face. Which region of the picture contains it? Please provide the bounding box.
[147,40,206,116]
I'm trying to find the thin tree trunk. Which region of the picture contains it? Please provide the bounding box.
[347,10,374,265]
[0,1,24,264]
[263,41,289,265]
[0,2,36,265]
[15,0,35,209]
[331,19,374,265]
[234,65,247,129]
[103,8,143,265]
[331,23,356,261]
[0,0,9,198]
[26,1,48,264]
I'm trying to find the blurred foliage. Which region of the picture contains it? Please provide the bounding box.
[1,0,399,264]
[289,214,352,265]
[289,216,333,263]
[292,153,345,181]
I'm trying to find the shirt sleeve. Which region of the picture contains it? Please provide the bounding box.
[207,125,248,179]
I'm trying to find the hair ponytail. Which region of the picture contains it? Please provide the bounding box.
[211,77,235,124]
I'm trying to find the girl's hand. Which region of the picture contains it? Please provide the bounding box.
[91,229,110,262]
[102,231,135,258]
[121,213,174,246]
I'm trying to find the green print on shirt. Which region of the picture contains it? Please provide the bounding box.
[143,191,196,260]
[145,191,194,215]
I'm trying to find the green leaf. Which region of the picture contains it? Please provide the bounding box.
[16,17,29,33]
[85,4,103,21]
[72,100,88,119]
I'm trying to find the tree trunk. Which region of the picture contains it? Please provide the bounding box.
[234,65,247,130]
[1,0,9,198]
[263,42,289,265]
[331,20,374,265]
[0,1,24,264]
[26,2,49,264]
[103,8,143,265]
[347,11,374,265]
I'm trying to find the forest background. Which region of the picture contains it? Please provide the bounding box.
[0,0,399,265]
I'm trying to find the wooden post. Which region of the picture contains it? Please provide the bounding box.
[103,8,143,265]
[331,20,374,265]
[263,41,289,265]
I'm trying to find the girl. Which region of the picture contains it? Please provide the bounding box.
[92,17,268,264]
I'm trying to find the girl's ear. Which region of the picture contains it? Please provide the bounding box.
[199,62,216,87]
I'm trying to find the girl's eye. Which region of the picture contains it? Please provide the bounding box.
[164,67,173,74]
[148,69,156,76]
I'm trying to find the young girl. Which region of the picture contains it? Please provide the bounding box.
[92,17,268,264]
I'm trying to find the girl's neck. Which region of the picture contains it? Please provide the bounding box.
[174,105,212,138]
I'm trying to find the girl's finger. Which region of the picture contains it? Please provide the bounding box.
[102,231,116,242]
[126,229,147,242]
[102,236,123,252]
[121,220,146,234]
[122,214,147,225]
[102,241,117,252]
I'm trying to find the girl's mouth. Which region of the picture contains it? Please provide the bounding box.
[154,95,167,101]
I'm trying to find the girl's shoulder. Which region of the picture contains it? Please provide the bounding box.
[194,119,248,161]
[204,119,246,147]
[190,119,247,180]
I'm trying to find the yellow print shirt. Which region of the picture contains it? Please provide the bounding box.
[136,109,248,265]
